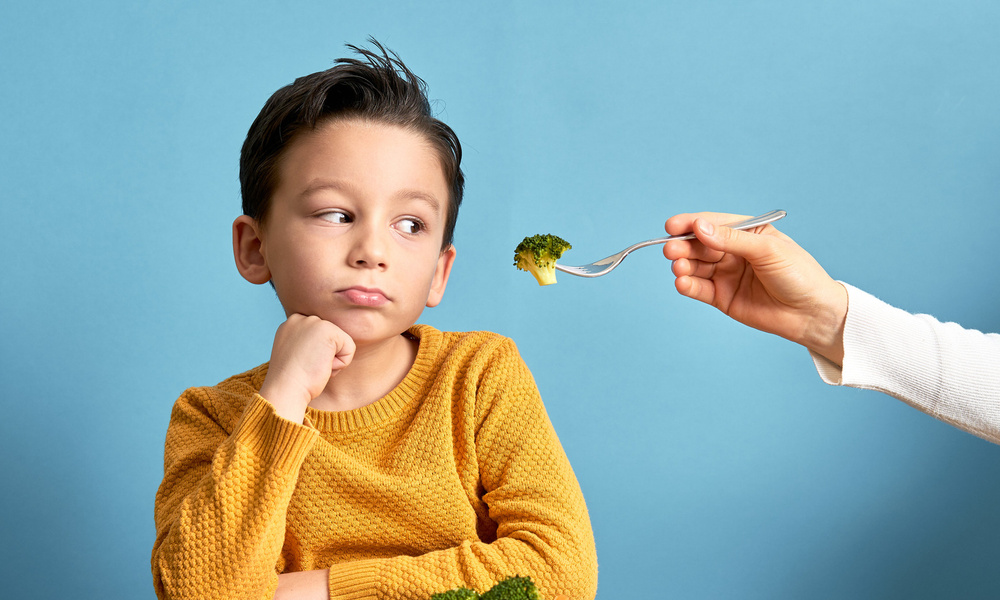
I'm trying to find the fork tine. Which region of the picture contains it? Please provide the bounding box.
[554,260,617,277]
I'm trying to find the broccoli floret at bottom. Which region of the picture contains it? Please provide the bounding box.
[430,575,542,600]
[514,234,572,286]
[481,576,542,600]
[430,587,480,600]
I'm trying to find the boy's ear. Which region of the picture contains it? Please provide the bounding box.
[232,215,272,285]
[425,245,457,308]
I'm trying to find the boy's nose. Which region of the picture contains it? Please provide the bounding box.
[347,227,388,269]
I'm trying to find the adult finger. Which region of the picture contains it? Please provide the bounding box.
[674,274,717,306]
[672,257,719,281]
[662,236,727,263]
[664,211,748,236]
[691,218,781,266]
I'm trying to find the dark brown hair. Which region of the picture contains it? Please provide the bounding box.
[239,39,464,248]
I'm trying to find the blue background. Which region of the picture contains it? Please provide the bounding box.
[2,1,999,598]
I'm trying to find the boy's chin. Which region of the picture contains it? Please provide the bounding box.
[278,306,421,348]
[334,321,414,348]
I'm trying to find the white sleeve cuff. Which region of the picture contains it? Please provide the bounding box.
[809,282,1000,444]
[809,350,843,385]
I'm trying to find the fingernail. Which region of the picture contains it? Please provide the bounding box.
[697,220,714,236]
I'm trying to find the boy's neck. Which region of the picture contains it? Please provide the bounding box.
[307,331,418,413]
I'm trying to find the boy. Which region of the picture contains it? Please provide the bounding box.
[151,42,598,600]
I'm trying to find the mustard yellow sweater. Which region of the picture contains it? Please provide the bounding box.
[152,325,598,600]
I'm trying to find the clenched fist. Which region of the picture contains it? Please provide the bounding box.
[258,314,356,423]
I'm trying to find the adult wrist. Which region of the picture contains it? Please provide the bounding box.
[801,281,848,367]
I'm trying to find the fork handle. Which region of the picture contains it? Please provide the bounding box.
[638,209,787,248]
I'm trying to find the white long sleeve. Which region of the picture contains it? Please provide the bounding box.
[810,283,1000,445]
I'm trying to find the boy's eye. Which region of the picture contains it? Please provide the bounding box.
[319,210,352,224]
[396,218,424,235]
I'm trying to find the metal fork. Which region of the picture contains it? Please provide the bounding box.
[554,209,787,278]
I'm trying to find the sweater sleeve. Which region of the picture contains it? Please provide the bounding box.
[152,391,319,600]
[810,283,1000,445]
[324,338,598,600]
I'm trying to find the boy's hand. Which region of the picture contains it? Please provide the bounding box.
[259,314,356,423]
[274,569,330,600]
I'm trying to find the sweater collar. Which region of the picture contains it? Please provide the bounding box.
[302,324,443,433]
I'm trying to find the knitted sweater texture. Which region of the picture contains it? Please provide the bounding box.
[152,325,598,600]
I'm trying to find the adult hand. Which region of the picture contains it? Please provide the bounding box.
[662,212,848,366]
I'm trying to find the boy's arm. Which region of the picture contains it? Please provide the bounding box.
[153,315,352,600]
[318,339,598,600]
[152,389,319,600]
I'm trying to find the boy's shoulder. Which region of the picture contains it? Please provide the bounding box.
[411,326,542,414]
[412,324,520,360]
[410,324,532,383]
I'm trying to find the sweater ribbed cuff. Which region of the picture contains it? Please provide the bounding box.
[231,394,318,473]
[327,559,380,600]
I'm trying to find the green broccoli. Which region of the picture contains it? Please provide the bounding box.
[430,587,480,600]
[514,234,572,286]
[430,576,541,600]
[480,576,541,600]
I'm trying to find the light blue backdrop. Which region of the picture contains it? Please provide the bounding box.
[2,1,999,598]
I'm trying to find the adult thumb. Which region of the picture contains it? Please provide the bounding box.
[693,218,770,262]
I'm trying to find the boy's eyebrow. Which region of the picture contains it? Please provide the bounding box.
[300,179,442,214]
[395,190,442,214]
[299,179,354,198]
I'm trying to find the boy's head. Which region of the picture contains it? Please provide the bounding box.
[232,41,461,346]
[239,39,464,249]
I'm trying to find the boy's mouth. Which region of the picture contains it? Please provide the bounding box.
[338,286,390,307]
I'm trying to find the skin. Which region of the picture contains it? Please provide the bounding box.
[232,118,458,600]
[662,212,849,366]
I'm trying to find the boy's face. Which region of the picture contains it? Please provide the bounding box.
[236,119,456,347]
